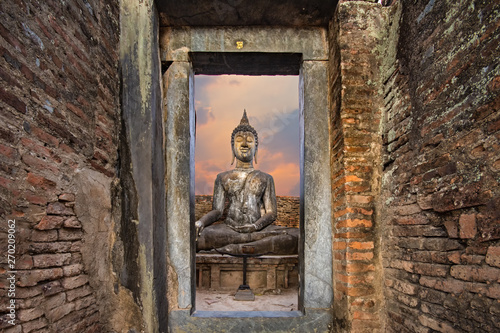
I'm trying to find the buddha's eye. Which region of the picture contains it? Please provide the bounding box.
[236,137,243,142]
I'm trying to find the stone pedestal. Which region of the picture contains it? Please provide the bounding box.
[196,254,298,293]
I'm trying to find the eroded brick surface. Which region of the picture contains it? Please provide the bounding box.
[381,1,500,332]
[0,0,119,331]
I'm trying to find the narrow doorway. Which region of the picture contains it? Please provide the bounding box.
[194,74,300,312]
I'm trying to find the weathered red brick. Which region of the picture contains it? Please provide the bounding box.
[450,265,500,283]
[25,192,48,205]
[26,173,56,189]
[18,268,63,287]
[17,307,44,322]
[346,262,375,273]
[66,285,92,302]
[346,195,373,204]
[348,241,374,250]
[30,230,58,242]
[59,193,75,202]
[16,255,34,270]
[388,278,418,295]
[34,216,64,230]
[62,263,84,277]
[29,241,72,254]
[61,275,89,290]
[47,202,75,215]
[0,87,27,113]
[43,292,66,311]
[0,22,26,54]
[63,216,82,228]
[47,302,76,322]
[33,253,71,268]
[444,220,459,238]
[334,241,347,250]
[459,213,477,239]
[418,314,457,333]
[58,228,83,241]
[337,218,372,228]
[347,251,374,261]
[21,154,59,174]
[486,246,500,268]
[419,276,465,294]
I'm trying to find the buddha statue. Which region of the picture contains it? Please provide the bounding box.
[195,111,299,255]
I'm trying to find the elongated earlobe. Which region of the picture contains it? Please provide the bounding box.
[231,153,235,165]
[254,150,258,164]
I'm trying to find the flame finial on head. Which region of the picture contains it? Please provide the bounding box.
[240,109,249,125]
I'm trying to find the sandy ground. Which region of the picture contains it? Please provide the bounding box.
[196,288,298,312]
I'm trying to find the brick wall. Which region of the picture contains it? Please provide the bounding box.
[0,0,120,332]
[195,195,300,228]
[381,1,500,332]
[329,2,398,331]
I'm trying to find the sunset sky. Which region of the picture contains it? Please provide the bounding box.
[194,75,300,196]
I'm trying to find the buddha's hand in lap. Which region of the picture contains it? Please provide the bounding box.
[230,224,257,233]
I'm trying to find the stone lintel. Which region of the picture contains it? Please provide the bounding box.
[160,27,328,63]
[190,52,302,75]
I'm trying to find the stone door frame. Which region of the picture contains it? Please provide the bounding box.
[162,27,333,331]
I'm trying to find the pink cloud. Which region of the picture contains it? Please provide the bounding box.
[194,75,299,196]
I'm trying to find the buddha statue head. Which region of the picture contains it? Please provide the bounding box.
[231,110,258,166]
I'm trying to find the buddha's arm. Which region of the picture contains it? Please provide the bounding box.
[195,175,224,235]
[253,175,278,231]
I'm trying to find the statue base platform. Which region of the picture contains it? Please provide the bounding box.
[234,288,255,301]
[196,254,299,293]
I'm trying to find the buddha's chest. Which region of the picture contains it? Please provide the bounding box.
[224,172,266,200]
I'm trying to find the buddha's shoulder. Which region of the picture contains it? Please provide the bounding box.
[252,170,273,180]
[216,169,272,181]
[215,170,237,181]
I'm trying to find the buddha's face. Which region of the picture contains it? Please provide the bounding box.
[233,131,256,163]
